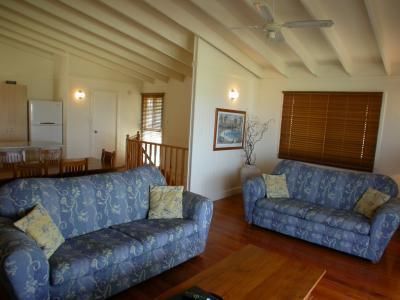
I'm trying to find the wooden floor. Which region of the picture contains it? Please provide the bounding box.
[113,194,400,299]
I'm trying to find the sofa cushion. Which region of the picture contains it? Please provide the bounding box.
[148,186,184,219]
[14,203,64,259]
[49,228,143,286]
[353,188,391,218]
[262,174,290,198]
[304,205,371,235]
[255,198,314,219]
[111,219,198,252]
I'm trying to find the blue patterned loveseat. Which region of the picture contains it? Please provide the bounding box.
[0,166,213,300]
[243,160,400,262]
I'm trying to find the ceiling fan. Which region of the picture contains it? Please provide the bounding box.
[236,0,334,41]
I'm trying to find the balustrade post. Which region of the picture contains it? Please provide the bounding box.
[125,134,130,168]
[135,131,141,141]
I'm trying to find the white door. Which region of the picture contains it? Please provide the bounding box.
[91,91,117,159]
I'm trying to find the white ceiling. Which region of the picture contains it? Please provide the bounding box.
[0,0,399,83]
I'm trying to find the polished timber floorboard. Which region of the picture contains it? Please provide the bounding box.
[114,194,400,299]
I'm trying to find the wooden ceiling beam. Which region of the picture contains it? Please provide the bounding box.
[280,29,319,76]
[0,20,156,83]
[1,0,184,80]
[0,27,64,54]
[68,53,150,84]
[364,0,391,75]
[24,0,192,68]
[0,8,176,82]
[98,0,194,53]
[301,0,354,76]
[144,0,264,78]
[0,35,56,59]
[0,28,149,84]
[54,0,192,72]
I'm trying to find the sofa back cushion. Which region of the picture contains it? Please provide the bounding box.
[273,160,398,210]
[0,166,166,239]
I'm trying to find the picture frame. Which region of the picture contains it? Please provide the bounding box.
[213,108,246,151]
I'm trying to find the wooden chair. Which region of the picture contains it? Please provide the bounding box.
[60,158,89,176]
[40,148,63,166]
[101,149,116,168]
[0,150,24,169]
[24,148,41,163]
[13,162,48,178]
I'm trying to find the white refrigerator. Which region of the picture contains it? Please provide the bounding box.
[29,100,63,144]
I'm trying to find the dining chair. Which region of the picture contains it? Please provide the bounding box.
[24,148,41,163]
[0,150,24,169]
[40,148,63,166]
[13,162,48,178]
[101,149,116,168]
[60,158,89,176]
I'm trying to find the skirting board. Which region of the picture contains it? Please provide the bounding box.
[212,186,242,201]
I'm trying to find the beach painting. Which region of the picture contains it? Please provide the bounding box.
[213,108,246,151]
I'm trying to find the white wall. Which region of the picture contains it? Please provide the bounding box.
[190,39,259,200]
[142,77,192,147]
[254,75,400,187]
[67,56,142,163]
[0,43,54,99]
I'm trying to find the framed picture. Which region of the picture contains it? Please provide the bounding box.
[213,108,246,151]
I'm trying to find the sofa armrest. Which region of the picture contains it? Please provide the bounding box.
[0,223,50,300]
[182,191,213,241]
[368,198,400,262]
[242,176,266,224]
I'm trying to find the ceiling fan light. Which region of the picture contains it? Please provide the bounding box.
[268,30,276,39]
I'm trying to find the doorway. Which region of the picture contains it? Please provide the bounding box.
[91,90,117,159]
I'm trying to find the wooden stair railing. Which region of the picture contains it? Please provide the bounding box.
[126,132,189,188]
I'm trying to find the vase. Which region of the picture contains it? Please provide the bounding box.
[240,164,262,184]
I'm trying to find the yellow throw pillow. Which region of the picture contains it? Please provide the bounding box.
[148,186,184,219]
[354,188,391,219]
[263,174,290,198]
[14,203,65,259]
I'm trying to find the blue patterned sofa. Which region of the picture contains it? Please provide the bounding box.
[243,160,400,262]
[0,166,213,300]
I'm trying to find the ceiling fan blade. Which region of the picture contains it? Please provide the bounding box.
[248,24,266,30]
[282,20,334,28]
[253,0,274,23]
[229,25,265,31]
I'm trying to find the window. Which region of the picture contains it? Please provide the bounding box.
[279,91,383,172]
[141,93,164,144]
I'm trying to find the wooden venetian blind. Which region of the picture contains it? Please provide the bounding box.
[279,91,383,172]
[141,93,164,144]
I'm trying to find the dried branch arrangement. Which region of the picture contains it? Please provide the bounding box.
[244,118,274,165]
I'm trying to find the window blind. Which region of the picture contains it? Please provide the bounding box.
[141,93,164,144]
[279,91,383,172]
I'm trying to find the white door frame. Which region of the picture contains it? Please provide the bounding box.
[89,89,118,158]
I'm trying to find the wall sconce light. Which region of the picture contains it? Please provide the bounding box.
[74,89,86,102]
[229,89,239,101]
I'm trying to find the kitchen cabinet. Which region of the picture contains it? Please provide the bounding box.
[0,83,28,141]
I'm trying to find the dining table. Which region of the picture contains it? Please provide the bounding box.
[0,157,124,185]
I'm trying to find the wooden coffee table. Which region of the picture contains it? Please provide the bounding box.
[157,244,326,300]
